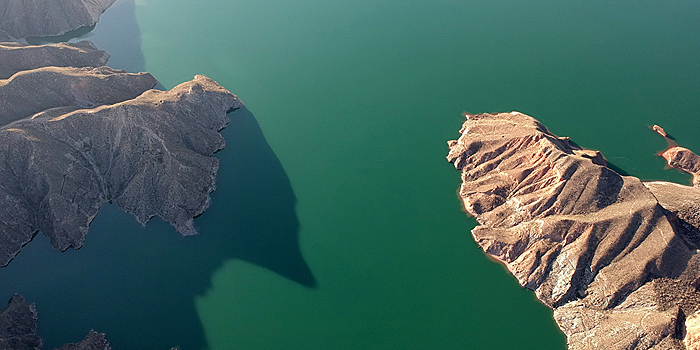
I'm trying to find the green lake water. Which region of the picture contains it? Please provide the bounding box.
[2,0,700,349]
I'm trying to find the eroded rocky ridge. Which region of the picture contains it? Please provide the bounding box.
[53,331,110,350]
[447,112,700,350]
[0,42,242,269]
[0,65,157,125]
[652,127,700,187]
[0,2,243,349]
[0,294,110,350]
[0,294,41,350]
[0,0,115,40]
[0,41,110,79]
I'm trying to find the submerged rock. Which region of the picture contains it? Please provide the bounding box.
[0,0,115,39]
[447,112,700,350]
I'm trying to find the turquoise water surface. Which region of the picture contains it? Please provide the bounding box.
[2,1,700,349]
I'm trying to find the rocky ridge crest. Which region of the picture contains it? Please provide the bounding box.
[0,1,243,348]
[447,112,700,350]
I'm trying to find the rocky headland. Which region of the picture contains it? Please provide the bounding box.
[0,9,242,347]
[0,294,110,350]
[0,0,115,40]
[652,126,700,187]
[0,0,247,348]
[447,112,700,350]
[0,41,242,268]
[0,294,42,350]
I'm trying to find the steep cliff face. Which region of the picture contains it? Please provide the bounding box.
[447,112,700,350]
[0,2,244,348]
[0,0,115,39]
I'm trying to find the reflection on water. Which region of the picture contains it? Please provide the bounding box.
[0,107,314,349]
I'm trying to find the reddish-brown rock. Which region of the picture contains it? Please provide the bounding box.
[447,112,700,350]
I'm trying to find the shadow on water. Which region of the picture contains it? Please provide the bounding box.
[0,107,314,349]
[25,25,96,45]
[606,161,631,177]
[561,139,631,176]
[204,107,317,288]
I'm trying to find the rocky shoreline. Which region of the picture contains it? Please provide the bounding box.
[0,0,115,40]
[0,295,110,350]
[0,1,242,348]
[0,40,242,268]
[447,112,700,350]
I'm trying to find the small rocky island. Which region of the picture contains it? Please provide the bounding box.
[448,112,700,350]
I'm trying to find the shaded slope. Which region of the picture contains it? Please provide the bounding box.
[0,0,115,39]
[0,66,157,125]
[447,112,700,350]
[0,75,241,266]
[0,42,109,79]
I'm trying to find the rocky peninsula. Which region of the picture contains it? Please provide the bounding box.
[652,126,700,187]
[447,112,700,350]
[0,294,110,350]
[0,0,250,348]
[0,0,115,40]
[0,41,242,268]
[0,6,242,346]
